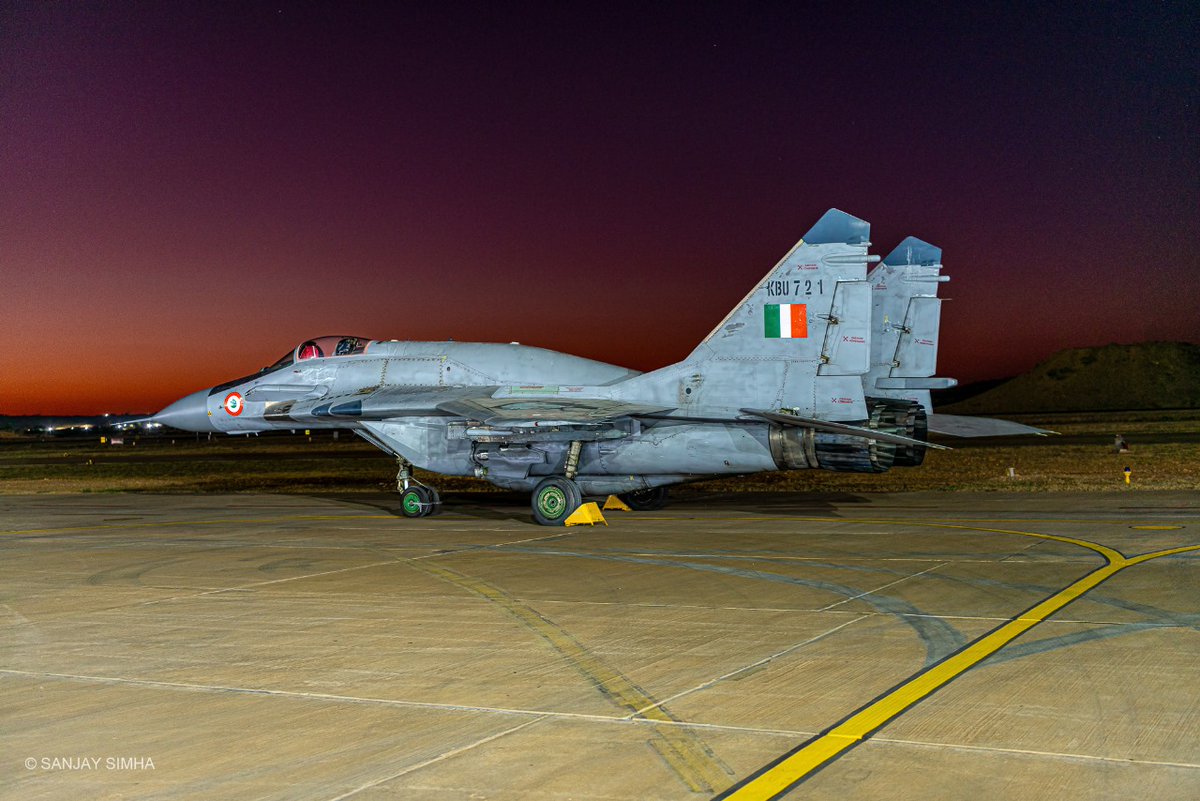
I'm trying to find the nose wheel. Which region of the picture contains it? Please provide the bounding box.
[395,458,440,517]
[531,477,582,526]
[400,485,441,518]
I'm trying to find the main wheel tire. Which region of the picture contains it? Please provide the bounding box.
[620,486,669,511]
[531,477,582,526]
[400,486,434,518]
[425,487,442,516]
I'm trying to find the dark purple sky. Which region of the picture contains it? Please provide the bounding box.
[3,2,1196,414]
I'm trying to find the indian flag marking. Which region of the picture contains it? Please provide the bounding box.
[764,304,808,338]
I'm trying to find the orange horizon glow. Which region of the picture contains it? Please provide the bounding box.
[4,5,1196,415]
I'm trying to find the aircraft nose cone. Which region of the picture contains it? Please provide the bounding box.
[153,389,214,432]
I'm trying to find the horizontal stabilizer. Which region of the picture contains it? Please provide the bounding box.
[928,414,1055,438]
[740,408,950,450]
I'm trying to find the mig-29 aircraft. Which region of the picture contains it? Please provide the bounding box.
[151,210,1043,524]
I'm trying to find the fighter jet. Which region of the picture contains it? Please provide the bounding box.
[152,209,1044,524]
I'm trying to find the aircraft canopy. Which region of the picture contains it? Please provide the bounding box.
[266,336,374,370]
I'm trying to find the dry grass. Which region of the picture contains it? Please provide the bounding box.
[1,414,1196,495]
[690,442,1200,494]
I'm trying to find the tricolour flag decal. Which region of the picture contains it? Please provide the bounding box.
[764,303,808,338]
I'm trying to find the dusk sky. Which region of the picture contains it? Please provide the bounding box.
[3,2,1196,415]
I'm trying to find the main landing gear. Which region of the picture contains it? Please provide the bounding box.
[531,477,582,526]
[619,486,669,511]
[530,441,586,526]
[396,458,440,518]
[529,481,669,525]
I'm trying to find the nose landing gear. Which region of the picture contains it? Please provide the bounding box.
[400,484,441,518]
[396,458,441,518]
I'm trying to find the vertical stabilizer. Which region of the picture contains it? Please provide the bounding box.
[863,237,955,412]
[624,209,881,420]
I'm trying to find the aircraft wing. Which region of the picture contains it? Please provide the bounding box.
[928,414,1055,437]
[437,397,674,426]
[274,386,674,430]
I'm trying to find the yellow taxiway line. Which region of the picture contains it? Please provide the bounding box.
[5,504,1194,797]
[714,529,1200,800]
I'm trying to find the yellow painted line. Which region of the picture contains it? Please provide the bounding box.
[406,560,732,793]
[717,560,1124,799]
[683,516,1126,563]
[853,520,1125,563]
[642,516,1194,528]
[716,528,1200,800]
[0,513,396,536]
[1127,543,1200,566]
[651,515,1127,563]
[8,511,1188,537]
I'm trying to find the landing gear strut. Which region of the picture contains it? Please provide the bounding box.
[531,477,582,526]
[396,457,440,518]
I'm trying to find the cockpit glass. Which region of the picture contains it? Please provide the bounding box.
[265,350,295,371]
[294,336,372,361]
[211,336,375,395]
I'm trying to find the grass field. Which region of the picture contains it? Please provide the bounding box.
[1,411,1196,495]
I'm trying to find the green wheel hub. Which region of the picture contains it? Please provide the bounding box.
[537,486,567,519]
[530,477,580,526]
[402,491,422,515]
